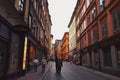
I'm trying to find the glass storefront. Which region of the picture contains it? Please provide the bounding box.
[8,32,20,73]
[0,41,7,75]
[116,46,120,69]
[103,47,112,67]
[0,22,9,75]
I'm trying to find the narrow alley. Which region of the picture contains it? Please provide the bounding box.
[0,0,120,80]
[18,61,120,80]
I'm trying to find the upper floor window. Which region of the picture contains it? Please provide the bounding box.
[81,37,84,48]
[112,9,120,31]
[29,14,33,28]
[93,26,98,43]
[86,0,90,8]
[92,7,97,20]
[101,19,108,38]
[88,31,91,45]
[77,30,80,38]
[99,0,105,11]
[34,0,37,9]
[18,0,24,11]
[87,14,90,25]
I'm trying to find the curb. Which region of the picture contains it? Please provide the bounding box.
[40,62,53,80]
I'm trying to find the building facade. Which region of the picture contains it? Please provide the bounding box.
[68,9,77,62]
[26,0,51,72]
[42,0,52,60]
[0,0,29,79]
[0,0,51,79]
[61,32,69,61]
[75,0,120,72]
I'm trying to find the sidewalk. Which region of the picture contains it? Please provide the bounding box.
[17,61,53,80]
[78,65,120,80]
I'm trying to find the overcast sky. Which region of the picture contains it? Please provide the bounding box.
[48,0,77,43]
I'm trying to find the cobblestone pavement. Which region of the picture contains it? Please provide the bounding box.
[17,62,120,80]
[43,62,120,80]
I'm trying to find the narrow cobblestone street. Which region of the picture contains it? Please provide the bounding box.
[43,62,120,80]
[17,62,120,80]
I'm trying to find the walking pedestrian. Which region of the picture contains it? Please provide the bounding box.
[33,57,39,72]
[70,57,73,64]
[55,56,63,73]
[42,57,47,71]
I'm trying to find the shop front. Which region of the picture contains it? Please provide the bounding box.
[0,21,10,79]
[26,35,43,72]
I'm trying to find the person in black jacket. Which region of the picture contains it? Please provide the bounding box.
[55,56,63,73]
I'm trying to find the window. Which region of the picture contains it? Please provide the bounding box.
[77,30,80,38]
[92,7,97,20]
[112,9,120,31]
[34,0,37,9]
[94,50,99,66]
[99,0,105,11]
[38,6,41,19]
[80,23,84,34]
[93,26,98,43]
[103,47,112,67]
[88,31,91,45]
[18,0,24,11]
[87,14,90,25]
[86,0,90,7]
[101,20,108,38]
[29,14,32,28]
[84,20,86,30]
[81,37,84,48]
[83,53,87,64]
[83,5,86,14]
[116,46,120,68]
[0,23,9,39]
[0,41,7,73]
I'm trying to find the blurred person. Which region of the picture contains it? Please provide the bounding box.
[42,57,47,71]
[33,57,39,72]
[55,56,63,73]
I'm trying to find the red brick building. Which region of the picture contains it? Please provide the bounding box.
[75,0,120,72]
[61,32,69,61]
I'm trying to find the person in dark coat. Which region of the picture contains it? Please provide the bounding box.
[55,56,63,73]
